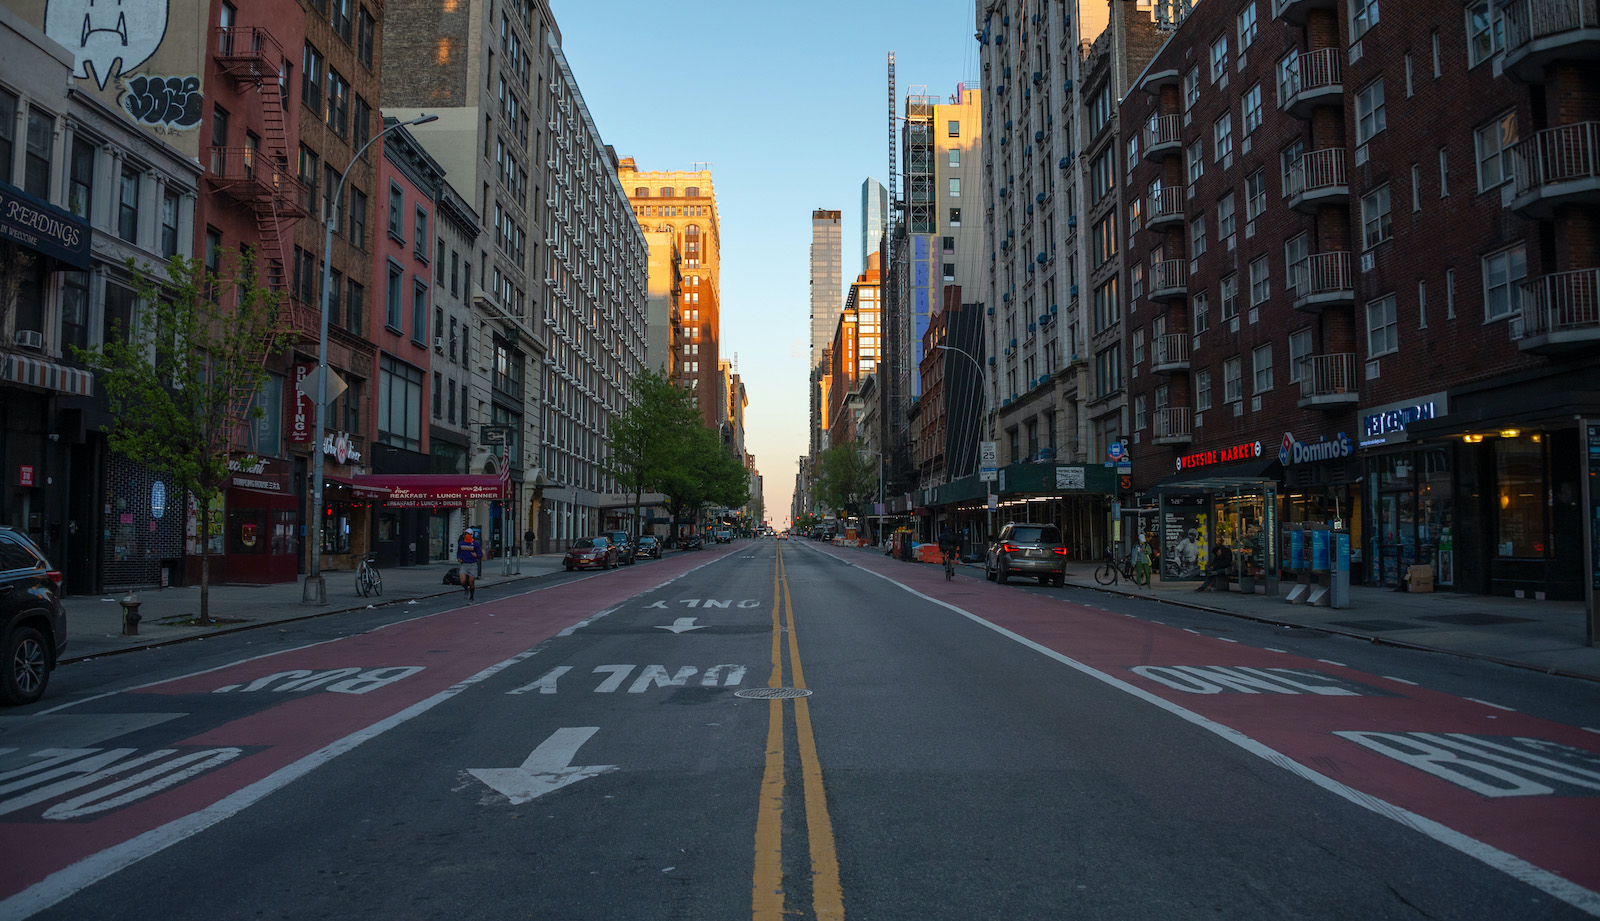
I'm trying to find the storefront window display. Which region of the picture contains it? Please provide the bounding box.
[321,502,354,555]
[1495,437,1546,559]
[1366,448,1453,587]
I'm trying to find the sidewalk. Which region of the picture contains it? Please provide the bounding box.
[860,545,1600,682]
[60,553,571,663]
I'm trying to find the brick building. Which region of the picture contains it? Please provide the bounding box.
[1122,0,1598,600]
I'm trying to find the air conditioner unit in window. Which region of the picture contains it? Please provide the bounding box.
[434,336,444,352]
[13,330,42,350]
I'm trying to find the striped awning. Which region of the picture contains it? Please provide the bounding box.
[2,353,94,396]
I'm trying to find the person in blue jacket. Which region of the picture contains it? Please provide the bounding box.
[456,530,482,598]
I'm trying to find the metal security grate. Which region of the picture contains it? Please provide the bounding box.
[734,688,813,699]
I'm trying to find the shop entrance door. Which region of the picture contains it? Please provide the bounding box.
[1376,490,1415,587]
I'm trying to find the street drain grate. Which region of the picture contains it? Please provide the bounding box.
[734,688,813,699]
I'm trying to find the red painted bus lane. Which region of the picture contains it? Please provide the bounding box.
[0,555,728,910]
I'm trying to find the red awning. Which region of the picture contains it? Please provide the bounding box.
[348,474,507,506]
[324,475,392,500]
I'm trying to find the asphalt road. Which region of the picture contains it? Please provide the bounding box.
[3,539,1596,920]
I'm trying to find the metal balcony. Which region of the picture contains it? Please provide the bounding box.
[1151,333,1190,373]
[1272,0,1337,25]
[1516,267,1600,353]
[1501,0,1600,82]
[1509,121,1600,219]
[1285,149,1349,213]
[1147,186,1186,230]
[1297,353,1359,408]
[213,26,285,83]
[1143,114,1183,162]
[1153,407,1193,445]
[1149,259,1189,300]
[1290,252,1354,312]
[1281,48,1342,119]
[207,147,309,218]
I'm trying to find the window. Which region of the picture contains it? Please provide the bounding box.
[326,70,349,137]
[357,7,375,68]
[1190,212,1208,258]
[1095,346,1122,398]
[949,207,962,226]
[948,119,960,138]
[1093,277,1120,332]
[378,354,424,452]
[1130,263,1144,300]
[1439,147,1450,197]
[346,279,364,335]
[1483,245,1527,320]
[1277,51,1300,106]
[948,178,961,197]
[386,262,403,330]
[1352,0,1379,38]
[332,0,352,42]
[1249,256,1270,305]
[1217,193,1237,241]
[1184,67,1199,110]
[161,189,181,257]
[64,138,95,220]
[414,207,428,258]
[1474,111,1516,191]
[941,236,955,253]
[1284,233,1308,293]
[1366,295,1398,356]
[1089,85,1113,135]
[1221,274,1239,320]
[1214,113,1233,162]
[103,282,136,347]
[1466,2,1504,67]
[1224,358,1242,403]
[349,188,367,247]
[388,184,404,240]
[1412,163,1422,211]
[1092,211,1117,266]
[24,108,53,199]
[1187,139,1205,184]
[302,43,323,116]
[0,91,15,187]
[1134,395,1147,431]
[1090,147,1116,201]
[1495,437,1547,557]
[298,144,318,214]
[118,165,140,242]
[412,281,428,344]
[1211,35,1229,83]
[948,149,960,167]
[1239,3,1258,48]
[352,95,371,157]
[1362,185,1392,249]
[1196,369,1212,411]
[1132,328,1146,366]
[1193,292,1210,334]
[1252,343,1273,393]
[1355,79,1386,145]
[1280,139,1305,195]
[1241,84,1262,134]
[1288,328,1312,383]
[61,271,89,352]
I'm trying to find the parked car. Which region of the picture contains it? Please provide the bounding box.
[682,534,704,551]
[564,536,619,571]
[605,530,636,565]
[985,522,1068,587]
[635,535,662,559]
[0,527,66,706]
[714,528,733,544]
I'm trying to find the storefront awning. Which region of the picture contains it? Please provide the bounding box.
[325,475,392,500]
[348,473,507,505]
[2,353,93,396]
[1149,458,1282,492]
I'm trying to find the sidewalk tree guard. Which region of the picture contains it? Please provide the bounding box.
[74,251,293,624]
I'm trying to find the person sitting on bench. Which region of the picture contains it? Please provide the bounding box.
[1195,542,1232,592]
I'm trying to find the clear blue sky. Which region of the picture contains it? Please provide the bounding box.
[552,0,981,526]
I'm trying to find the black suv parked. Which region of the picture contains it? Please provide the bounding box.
[605,530,636,565]
[0,527,66,705]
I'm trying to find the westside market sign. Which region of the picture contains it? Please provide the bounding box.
[1175,441,1261,471]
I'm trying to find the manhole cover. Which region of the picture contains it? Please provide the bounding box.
[734,687,813,699]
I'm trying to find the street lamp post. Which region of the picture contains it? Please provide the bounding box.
[303,113,437,604]
[936,343,994,548]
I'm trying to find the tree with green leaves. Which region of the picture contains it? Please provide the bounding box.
[601,369,700,538]
[815,440,878,521]
[657,423,750,541]
[73,252,291,623]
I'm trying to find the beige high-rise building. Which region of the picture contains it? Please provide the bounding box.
[619,160,722,430]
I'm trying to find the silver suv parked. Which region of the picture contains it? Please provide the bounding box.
[985,522,1067,587]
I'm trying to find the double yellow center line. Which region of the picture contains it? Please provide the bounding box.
[752,545,844,921]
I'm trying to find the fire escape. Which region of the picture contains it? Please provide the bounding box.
[209,26,308,450]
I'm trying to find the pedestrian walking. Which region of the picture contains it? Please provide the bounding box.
[524,528,535,556]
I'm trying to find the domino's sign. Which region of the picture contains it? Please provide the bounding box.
[1281,431,1355,466]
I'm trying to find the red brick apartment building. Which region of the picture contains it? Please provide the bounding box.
[1121,0,1597,600]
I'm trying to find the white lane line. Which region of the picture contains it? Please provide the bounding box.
[1216,637,1239,643]
[1465,697,1518,713]
[1317,659,1348,667]
[1585,728,1600,736]
[0,646,545,921]
[832,553,1600,918]
[1266,648,1289,654]
[1383,676,1421,686]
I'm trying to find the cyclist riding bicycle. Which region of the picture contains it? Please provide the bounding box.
[938,525,960,572]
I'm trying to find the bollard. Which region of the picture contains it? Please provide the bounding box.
[120,591,142,635]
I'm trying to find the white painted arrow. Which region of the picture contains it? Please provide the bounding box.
[468,727,618,804]
[654,617,705,634]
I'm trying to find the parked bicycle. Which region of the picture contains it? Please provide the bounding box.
[355,555,383,597]
[1095,548,1151,587]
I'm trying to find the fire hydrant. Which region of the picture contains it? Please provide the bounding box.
[120,591,142,635]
